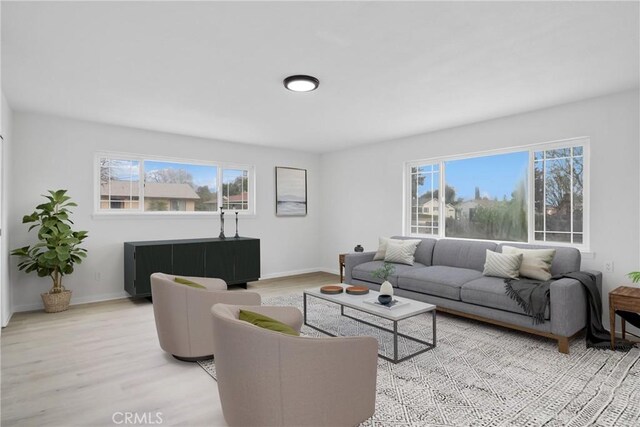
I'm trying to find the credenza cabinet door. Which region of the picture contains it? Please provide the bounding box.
[204,242,235,284]
[133,245,173,296]
[172,243,206,277]
[233,240,261,283]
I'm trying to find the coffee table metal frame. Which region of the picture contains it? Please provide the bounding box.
[303,288,436,364]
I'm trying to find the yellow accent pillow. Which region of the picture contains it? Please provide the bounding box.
[173,277,206,289]
[239,310,299,336]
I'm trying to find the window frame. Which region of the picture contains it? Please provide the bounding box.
[403,136,590,250]
[94,152,256,217]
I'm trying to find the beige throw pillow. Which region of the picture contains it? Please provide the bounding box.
[502,246,556,281]
[373,237,390,261]
[483,250,523,279]
[384,239,422,265]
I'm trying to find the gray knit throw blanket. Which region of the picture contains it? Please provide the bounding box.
[504,277,549,325]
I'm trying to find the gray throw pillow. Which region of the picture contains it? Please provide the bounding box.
[483,250,523,279]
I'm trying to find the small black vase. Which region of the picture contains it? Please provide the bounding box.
[354,244,364,252]
[378,294,392,305]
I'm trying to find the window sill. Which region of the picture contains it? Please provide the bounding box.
[92,212,257,220]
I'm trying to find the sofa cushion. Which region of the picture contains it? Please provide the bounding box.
[390,236,436,266]
[397,266,483,301]
[352,261,426,287]
[498,243,580,276]
[432,239,497,271]
[461,276,550,320]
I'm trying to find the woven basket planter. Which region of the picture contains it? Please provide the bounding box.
[41,290,72,313]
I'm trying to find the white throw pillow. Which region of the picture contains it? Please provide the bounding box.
[502,246,556,281]
[384,239,422,265]
[373,237,390,261]
[483,250,523,279]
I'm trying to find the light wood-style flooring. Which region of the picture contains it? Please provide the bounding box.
[1,272,340,427]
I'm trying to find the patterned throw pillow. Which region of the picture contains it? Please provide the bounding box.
[483,250,523,279]
[502,246,556,281]
[384,239,422,265]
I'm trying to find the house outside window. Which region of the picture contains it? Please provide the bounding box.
[405,137,588,249]
[96,154,255,215]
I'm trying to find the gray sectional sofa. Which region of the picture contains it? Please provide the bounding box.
[345,236,602,353]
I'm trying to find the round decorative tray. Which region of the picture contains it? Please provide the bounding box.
[320,285,344,294]
[346,286,369,295]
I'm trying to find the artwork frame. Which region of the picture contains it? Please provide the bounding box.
[275,167,307,216]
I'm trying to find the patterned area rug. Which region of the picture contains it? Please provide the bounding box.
[199,294,640,426]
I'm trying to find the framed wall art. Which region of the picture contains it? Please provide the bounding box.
[275,167,307,216]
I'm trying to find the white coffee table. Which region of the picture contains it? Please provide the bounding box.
[303,285,436,363]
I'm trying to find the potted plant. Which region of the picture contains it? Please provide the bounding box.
[11,190,88,313]
[372,262,396,304]
[629,272,640,283]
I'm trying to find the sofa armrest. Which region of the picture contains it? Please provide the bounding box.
[550,277,588,337]
[345,251,376,283]
[583,270,603,299]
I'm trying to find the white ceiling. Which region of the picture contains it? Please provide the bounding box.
[2,1,639,153]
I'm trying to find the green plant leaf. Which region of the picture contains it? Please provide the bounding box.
[628,272,640,283]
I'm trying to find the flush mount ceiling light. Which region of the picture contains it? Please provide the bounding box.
[283,75,319,92]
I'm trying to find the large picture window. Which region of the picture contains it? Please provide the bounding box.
[405,138,588,248]
[96,154,254,215]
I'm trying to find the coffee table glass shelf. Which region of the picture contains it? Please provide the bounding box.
[303,285,436,363]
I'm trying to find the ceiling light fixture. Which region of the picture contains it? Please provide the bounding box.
[283,75,319,92]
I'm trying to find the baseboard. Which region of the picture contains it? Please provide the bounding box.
[260,268,337,280]
[318,267,340,276]
[12,291,130,314]
[2,311,13,328]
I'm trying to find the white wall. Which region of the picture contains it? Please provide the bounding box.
[1,93,13,326]
[320,89,640,333]
[9,113,322,312]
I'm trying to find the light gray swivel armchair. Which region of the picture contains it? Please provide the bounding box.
[211,303,378,427]
[150,273,261,361]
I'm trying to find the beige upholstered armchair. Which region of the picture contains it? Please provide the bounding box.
[211,303,378,427]
[150,273,261,361]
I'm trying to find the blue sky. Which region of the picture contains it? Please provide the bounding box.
[425,152,528,201]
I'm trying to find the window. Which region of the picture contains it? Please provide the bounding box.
[405,138,588,248]
[534,147,584,244]
[222,168,249,211]
[100,158,140,210]
[445,151,529,242]
[144,160,217,212]
[409,164,440,235]
[96,154,254,215]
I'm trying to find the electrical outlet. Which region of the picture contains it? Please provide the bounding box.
[604,261,614,273]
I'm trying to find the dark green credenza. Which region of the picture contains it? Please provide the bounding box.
[124,237,260,298]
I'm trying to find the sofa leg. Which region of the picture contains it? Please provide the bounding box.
[557,337,569,354]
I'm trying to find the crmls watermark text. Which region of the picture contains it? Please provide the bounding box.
[112,412,163,425]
